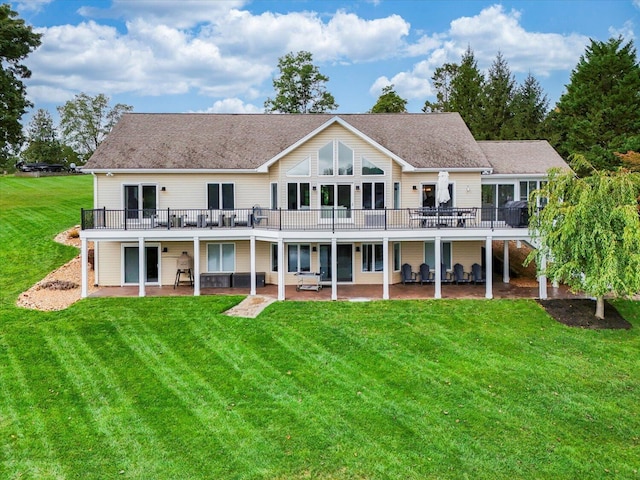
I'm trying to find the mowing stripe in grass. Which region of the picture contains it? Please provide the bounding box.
[230,314,466,476]
[110,316,269,476]
[0,332,69,478]
[40,325,179,478]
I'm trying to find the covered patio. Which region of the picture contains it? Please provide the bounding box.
[88,277,584,301]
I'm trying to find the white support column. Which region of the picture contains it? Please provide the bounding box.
[503,240,510,284]
[277,238,285,300]
[250,235,256,296]
[434,237,442,299]
[193,238,200,296]
[331,238,338,300]
[138,237,146,297]
[382,237,390,300]
[538,255,548,299]
[485,236,493,299]
[94,240,99,287]
[81,237,88,298]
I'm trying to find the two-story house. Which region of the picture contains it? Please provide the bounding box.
[79,113,568,301]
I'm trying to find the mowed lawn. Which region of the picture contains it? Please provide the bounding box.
[0,176,639,479]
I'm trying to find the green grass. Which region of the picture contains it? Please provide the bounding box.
[1,176,639,479]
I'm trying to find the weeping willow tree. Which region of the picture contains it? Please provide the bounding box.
[528,155,640,319]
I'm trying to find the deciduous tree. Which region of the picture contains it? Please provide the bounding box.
[264,51,338,114]
[549,37,640,170]
[527,155,640,319]
[0,4,41,159]
[370,85,407,113]
[423,63,458,113]
[57,93,132,163]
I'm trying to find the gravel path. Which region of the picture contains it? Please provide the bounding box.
[17,227,96,311]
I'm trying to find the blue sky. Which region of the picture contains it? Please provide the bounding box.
[10,0,640,118]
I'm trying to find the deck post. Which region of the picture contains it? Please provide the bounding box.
[434,237,442,299]
[250,235,256,296]
[331,238,338,300]
[81,237,88,298]
[485,236,493,299]
[538,255,548,299]
[382,237,390,299]
[193,238,200,296]
[277,238,285,300]
[138,237,146,297]
[503,240,510,283]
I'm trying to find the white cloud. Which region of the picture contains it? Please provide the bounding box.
[370,59,433,100]
[26,19,272,102]
[78,0,247,29]
[372,4,591,104]
[15,0,53,12]
[634,0,640,9]
[210,9,410,63]
[446,5,588,75]
[609,20,635,40]
[198,98,262,113]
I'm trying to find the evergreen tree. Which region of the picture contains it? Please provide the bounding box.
[0,4,42,159]
[478,52,516,140]
[448,47,485,135]
[549,37,640,170]
[370,85,407,113]
[506,73,549,139]
[22,109,66,165]
[264,51,338,114]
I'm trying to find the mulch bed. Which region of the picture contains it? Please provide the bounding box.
[538,299,632,330]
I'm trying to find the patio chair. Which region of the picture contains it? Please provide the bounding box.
[452,263,471,284]
[419,263,434,284]
[440,263,453,284]
[470,263,486,284]
[401,263,418,284]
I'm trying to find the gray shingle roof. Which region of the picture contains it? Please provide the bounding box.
[83,113,492,171]
[477,141,569,175]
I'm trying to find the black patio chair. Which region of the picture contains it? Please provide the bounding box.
[401,263,418,284]
[440,263,453,284]
[452,263,471,284]
[419,263,434,284]
[470,263,486,284]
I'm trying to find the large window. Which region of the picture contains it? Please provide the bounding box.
[124,184,157,219]
[362,182,385,209]
[393,182,400,209]
[271,243,278,272]
[207,183,234,209]
[362,244,383,272]
[422,183,453,208]
[362,158,384,175]
[271,183,278,210]
[520,180,547,207]
[287,244,311,273]
[287,182,310,210]
[393,243,401,271]
[287,157,310,176]
[424,241,452,271]
[318,141,353,176]
[320,184,352,218]
[207,243,235,272]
